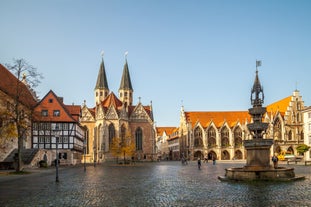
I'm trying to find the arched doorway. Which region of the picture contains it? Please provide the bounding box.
[208,151,217,160]
[194,151,203,160]
[221,150,230,160]
[234,150,243,160]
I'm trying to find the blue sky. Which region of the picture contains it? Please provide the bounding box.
[1,0,310,126]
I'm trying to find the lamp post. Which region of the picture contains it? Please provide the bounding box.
[53,124,60,182]
[84,139,86,172]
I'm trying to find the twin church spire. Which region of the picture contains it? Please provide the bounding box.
[94,53,133,107]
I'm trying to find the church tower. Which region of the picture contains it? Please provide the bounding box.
[94,56,109,105]
[119,54,133,108]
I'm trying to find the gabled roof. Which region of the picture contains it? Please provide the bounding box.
[65,105,81,121]
[128,104,153,119]
[156,127,176,136]
[185,111,251,128]
[101,92,123,110]
[0,64,37,108]
[266,96,291,116]
[33,90,80,122]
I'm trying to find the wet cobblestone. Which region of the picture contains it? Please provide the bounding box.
[0,161,310,206]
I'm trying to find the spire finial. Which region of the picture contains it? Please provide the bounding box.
[256,60,261,71]
[125,51,128,60]
[101,50,104,60]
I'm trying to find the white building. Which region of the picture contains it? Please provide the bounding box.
[302,106,311,160]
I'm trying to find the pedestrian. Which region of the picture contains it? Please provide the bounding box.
[212,156,216,165]
[272,154,278,169]
[197,158,201,169]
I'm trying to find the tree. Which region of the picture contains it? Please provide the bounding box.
[1,59,42,172]
[110,133,135,164]
[296,144,310,155]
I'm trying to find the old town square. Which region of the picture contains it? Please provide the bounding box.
[0,161,310,207]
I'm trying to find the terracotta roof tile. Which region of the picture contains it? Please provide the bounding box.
[101,92,123,110]
[33,90,79,123]
[185,111,251,128]
[156,127,176,136]
[266,96,291,116]
[0,64,37,108]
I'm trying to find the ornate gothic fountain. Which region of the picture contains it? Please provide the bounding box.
[219,66,304,181]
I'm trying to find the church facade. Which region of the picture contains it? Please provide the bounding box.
[80,56,156,163]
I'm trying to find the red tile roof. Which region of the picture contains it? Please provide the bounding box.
[101,92,123,110]
[266,96,291,116]
[33,90,80,123]
[185,111,251,128]
[156,127,176,136]
[0,64,37,108]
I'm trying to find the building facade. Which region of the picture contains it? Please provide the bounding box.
[302,106,311,160]
[81,57,156,163]
[155,127,176,160]
[0,64,37,161]
[177,71,306,161]
[32,90,86,165]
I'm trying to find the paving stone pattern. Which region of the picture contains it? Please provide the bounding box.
[0,161,311,207]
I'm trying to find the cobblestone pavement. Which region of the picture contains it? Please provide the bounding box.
[0,161,310,207]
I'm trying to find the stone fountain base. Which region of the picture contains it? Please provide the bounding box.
[218,166,304,181]
[218,139,305,181]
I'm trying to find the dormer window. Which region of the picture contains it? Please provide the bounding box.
[49,99,53,103]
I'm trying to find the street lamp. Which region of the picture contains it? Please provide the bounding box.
[53,124,60,182]
[84,138,86,172]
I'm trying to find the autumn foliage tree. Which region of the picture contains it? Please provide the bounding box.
[0,59,42,172]
[110,133,135,164]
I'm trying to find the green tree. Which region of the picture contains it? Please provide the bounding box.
[296,144,310,155]
[2,59,42,172]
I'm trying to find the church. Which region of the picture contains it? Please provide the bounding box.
[80,55,156,163]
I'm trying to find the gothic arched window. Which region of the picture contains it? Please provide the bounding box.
[121,124,126,145]
[273,119,282,140]
[234,127,242,147]
[288,130,292,141]
[194,127,203,147]
[221,127,229,147]
[109,124,115,147]
[135,127,143,150]
[207,127,216,147]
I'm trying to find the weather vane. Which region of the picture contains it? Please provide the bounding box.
[125,51,128,59]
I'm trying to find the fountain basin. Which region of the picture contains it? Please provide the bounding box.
[218,167,305,181]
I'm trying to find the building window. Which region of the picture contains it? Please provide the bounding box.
[234,127,242,147]
[308,112,311,119]
[109,124,115,147]
[49,99,53,103]
[135,127,143,150]
[100,91,103,96]
[53,110,60,117]
[221,127,229,147]
[41,110,48,117]
[194,127,203,147]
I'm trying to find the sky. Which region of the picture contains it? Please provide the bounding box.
[1,0,311,127]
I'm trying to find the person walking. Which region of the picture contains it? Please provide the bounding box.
[212,156,216,165]
[197,158,201,170]
[272,154,278,169]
